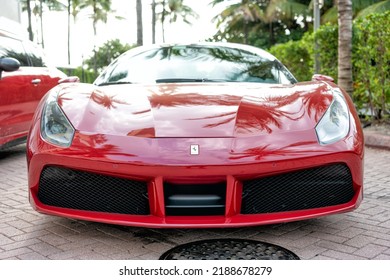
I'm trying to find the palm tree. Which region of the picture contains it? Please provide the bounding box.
[136,0,143,46]
[20,0,64,43]
[322,0,390,22]
[26,0,34,41]
[39,0,44,47]
[79,0,112,37]
[211,0,265,44]
[356,0,390,17]
[337,0,353,96]
[157,0,199,42]
[66,0,82,65]
[152,0,157,43]
[211,0,309,45]
[67,0,71,65]
[78,0,113,75]
[34,0,65,47]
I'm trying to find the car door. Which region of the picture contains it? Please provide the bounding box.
[22,40,65,102]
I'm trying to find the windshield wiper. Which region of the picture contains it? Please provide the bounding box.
[96,81,133,86]
[155,78,234,83]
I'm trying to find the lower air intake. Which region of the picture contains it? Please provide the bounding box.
[241,164,354,214]
[38,166,150,215]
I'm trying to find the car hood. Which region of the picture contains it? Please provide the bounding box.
[57,82,333,138]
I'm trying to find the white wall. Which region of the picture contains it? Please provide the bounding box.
[0,0,21,23]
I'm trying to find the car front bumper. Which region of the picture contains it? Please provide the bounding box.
[27,128,364,228]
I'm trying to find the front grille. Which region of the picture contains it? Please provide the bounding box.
[164,182,226,216]
[38,166,150,215]
[241,164,354,214]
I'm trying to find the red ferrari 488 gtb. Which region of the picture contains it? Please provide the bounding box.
[27,42,364,228]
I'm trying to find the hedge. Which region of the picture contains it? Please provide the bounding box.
[269,11,389,120]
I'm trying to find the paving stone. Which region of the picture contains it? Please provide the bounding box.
[0,247,33,259]
[336,227,366,239]
[373,254,390,260]
[316,241,357,254]
[18,252,49,260]
[308,231,348,243]
[321,250,367,260]
[28,241,63,257]
[344,235,377,248]
[294,245,328,260]
[311,255,334,260]
[1,238,41,251]
[142,240,175,253]
[353,244,388,258]
[0,225,24,238]
[38,233,71,247]
[279,229,312,241]
[48,247,102,260]
[0,234,13,246]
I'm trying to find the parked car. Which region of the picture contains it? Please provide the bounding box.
[27,42,364,228]
[0,25,66,150]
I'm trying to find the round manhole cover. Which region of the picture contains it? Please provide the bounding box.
[159,239,299,260]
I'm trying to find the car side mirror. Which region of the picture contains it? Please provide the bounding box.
[312,74,334,83]
[58,76,80,84]
[0,57,20,79]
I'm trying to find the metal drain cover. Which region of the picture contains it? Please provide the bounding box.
[159,239,300,260]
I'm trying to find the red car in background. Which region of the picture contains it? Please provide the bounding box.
[0,25,65,150]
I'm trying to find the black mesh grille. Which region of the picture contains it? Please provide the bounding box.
[38,167,150,215]
[241,164,354,214]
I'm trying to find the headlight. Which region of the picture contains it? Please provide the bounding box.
[315,90,350,145]
[41,93,75,147]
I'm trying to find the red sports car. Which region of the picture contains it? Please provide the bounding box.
[27,43,364,228]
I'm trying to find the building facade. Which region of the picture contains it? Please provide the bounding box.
[0,0,22,23]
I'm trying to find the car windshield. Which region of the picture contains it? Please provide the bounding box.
[94,44,297,86]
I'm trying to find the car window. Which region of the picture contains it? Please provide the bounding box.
[95,45,297,85]
[23,40,49,67]
[0,35,29,66]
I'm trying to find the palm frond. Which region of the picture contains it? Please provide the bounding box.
[322,6,338,24]
[266,0,309,22]
[356,0,390,18]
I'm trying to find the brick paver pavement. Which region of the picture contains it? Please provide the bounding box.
[1,145,389,260]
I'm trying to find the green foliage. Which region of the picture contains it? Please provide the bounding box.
[269,39,312,81]
[74,67,97,84]
[83,39,135,75]
[321,0,390,23]
[209,0,311,49]
[58,67,96,84]
[269,25,338,82]
[354,11,390,120]
[313,24,339,80]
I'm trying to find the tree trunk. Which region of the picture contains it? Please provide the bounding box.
[93,0,98,76]
[337,0,353,97]
[40,0,44,48]
[161,0,166,43]
[152,0,156,44]
[27,0,34,41]
[67,0,71,65]
[269,21,274,46]
[244,20,248,44]
[136,0,143,46]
